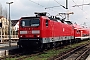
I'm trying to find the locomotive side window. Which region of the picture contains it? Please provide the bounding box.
[20,18,40,27]
[46,19,48,26]
[72,26,74,29]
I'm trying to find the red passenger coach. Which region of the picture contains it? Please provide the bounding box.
[80,28,90,40]
[17,12,74,50]
[73,24,90,40]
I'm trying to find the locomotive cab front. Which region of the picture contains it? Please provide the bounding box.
[18,17,42,49]
[17,12,50,50]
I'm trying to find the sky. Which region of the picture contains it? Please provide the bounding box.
[0,0,90,27]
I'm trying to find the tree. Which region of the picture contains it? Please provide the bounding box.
[0,3,8,18]
[0,3,2,16]
[2,7,8,19]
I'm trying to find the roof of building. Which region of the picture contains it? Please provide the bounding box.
[0,16,4,19]
[11,20,19,26]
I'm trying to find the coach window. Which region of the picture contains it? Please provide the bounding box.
[78,30,80,32]
[77,30,80,34]
[46,19,48,27]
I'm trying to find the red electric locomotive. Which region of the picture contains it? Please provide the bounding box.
[17,12,74,50]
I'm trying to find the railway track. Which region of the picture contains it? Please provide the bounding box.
[0,48,49,60]
[0,40,90,60]
[54,42,90,60]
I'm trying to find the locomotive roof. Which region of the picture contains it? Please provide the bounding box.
[65,21,73,25]
[20,15,65,23]
[49,17,58,21]
[21,16,40,19]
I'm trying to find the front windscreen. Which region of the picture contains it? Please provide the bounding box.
[20,18,40,27]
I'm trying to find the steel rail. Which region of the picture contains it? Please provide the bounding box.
[54,43,90,60]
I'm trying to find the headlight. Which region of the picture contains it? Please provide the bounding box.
[37,35,40,37]
[32,30,40,34]
[20,31,27,34]
[20,35,23,37]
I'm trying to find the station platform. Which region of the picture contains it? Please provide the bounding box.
[0,42,17,57]
[86,55,90,60]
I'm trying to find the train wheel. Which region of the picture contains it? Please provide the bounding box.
[52,42,56,48]
[50,43,53,49]
[46,43,50,49]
